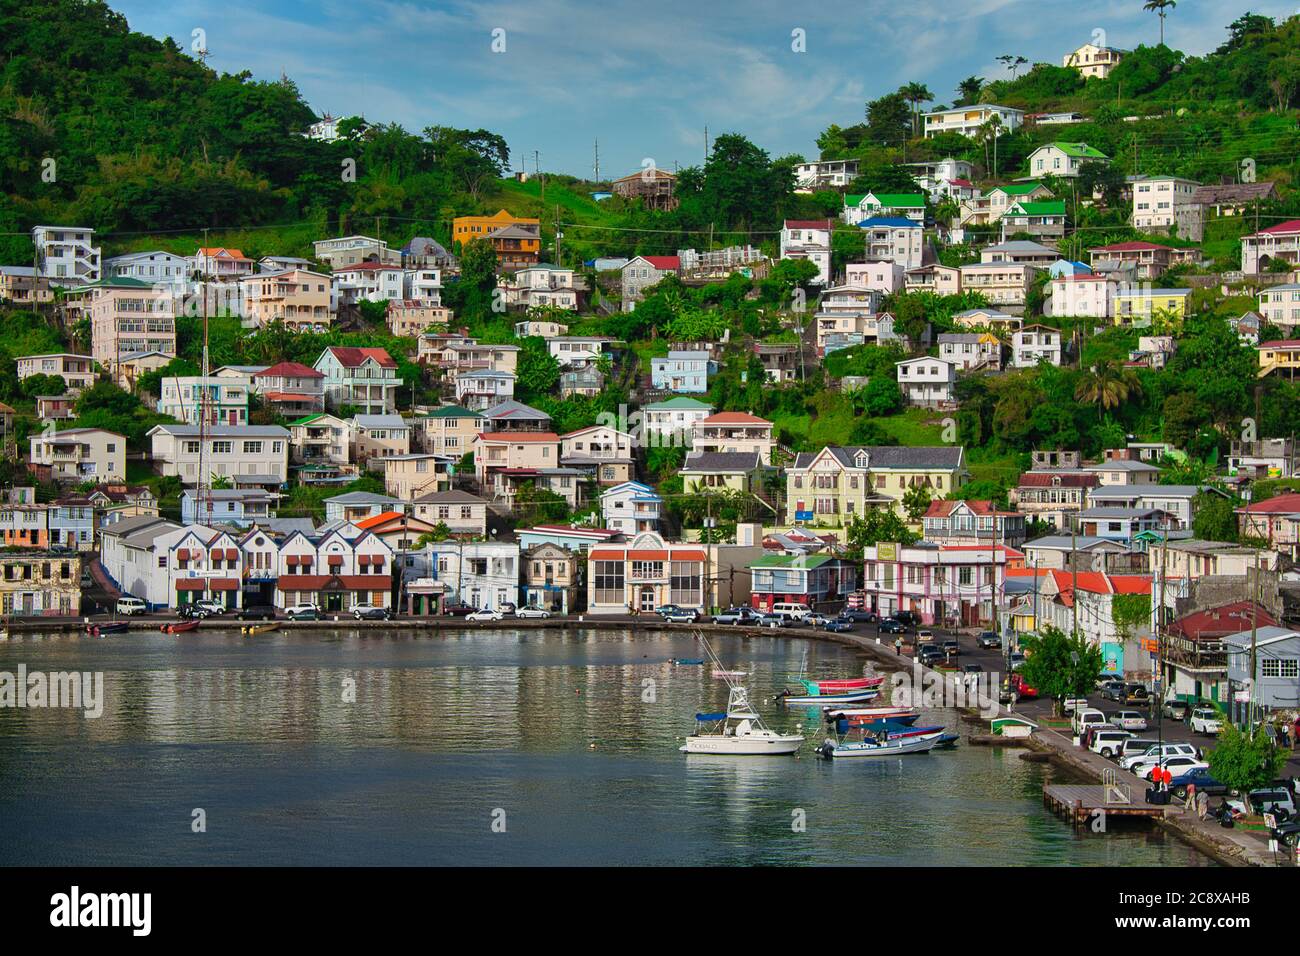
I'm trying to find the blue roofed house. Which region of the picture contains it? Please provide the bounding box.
[857,217,924,270]
[601,481,662,535]
[651,350,716,393]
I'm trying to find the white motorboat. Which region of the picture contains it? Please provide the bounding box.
[681,686,805,756]
[815,730,946,759]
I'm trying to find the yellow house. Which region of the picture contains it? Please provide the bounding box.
[786,445,968,527]
[681,451,768,494]
[452,210,541,265]
[1257,340,1300,379]
[1113,287,1191,324]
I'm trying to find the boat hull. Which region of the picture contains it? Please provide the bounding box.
[780,689,879,705]
[816,732,945,759]
[681,734,805,755]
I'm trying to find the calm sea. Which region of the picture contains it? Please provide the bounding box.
[0,627,1213,866]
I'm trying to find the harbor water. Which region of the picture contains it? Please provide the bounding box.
[0,627,1214,866]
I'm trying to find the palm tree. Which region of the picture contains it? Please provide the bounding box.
[901,82,934,137]
[1074,360,1142,411]
[956,75,984,106]
[997,55,1029,80]
[1143,0,1177,46]
[978,115,1005,177]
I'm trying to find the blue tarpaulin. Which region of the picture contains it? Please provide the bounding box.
[694,713,727,722]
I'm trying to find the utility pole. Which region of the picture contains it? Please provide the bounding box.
[1155,529,1168,750]
[593,138,600,182]
[1070,525,1078,638]
[1248,550,1260,728]
[704,125,709,164]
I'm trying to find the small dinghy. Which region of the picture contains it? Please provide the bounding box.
[815,728,947,759]
[240,622,281,636]
[672,657,705,665]
[711,669,749,679]
[161,619,200,634]
[87,621,129,637]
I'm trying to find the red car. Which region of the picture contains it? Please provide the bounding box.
[442,602,475,616]
[999,673,1038,702]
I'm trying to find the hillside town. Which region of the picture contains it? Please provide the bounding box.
[2,18,1300,741]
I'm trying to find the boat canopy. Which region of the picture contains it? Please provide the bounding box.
[694,712,727,722]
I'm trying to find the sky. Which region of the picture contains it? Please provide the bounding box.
[112,0,1299,179]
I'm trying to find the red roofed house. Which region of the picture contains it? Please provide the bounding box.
[585,530,763,615]
[313,346,401,415]
[1242,218,1300,275]
[621,255,682,311]
[780,219,834,285]
[1039,571,1153,677]
[353,510,443,550]
[922,499,1028,546]
[1165,600,1277,704]
[252,361,325,416]
[691,411,775,462]
[1086,241,1189,280]
[471,431,567,506]
[190,247,254,279]
[1011,469,1100,529]
[1235,492,1300,557]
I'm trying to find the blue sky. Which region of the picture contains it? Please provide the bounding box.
[113,0,1297,178]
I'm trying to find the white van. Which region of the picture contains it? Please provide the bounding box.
[1088,730,1133,759]
[116,596,147,616]
[771,602,812,622]
[1073,708,1108,736]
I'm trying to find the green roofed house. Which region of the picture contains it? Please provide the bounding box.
[287,413,351,469]
[641,396,714,447]
[843,191,926,226]
[1000,199,1068,242]
[1026,142,1110,178]
[415,404,483,458]
[963,181,1055,227]
[748,552,858,610]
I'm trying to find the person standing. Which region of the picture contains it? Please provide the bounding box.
[1196,789,1209,821]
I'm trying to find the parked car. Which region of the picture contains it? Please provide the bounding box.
[878,618,906,634]
[840,608,878,623]
[1270,820,1300,849]
[891,610,920,626]
[177,603,206,620]
[917,646,945,666]
[1089,730,1134,759]
[822,617,855,633]
[976,630,1001,649]
[915,629,935,643]
[466,608,504,623]
[515,605,552,619]
[116,596,147,616]
[237,604,277,621]
[963,663,983,674]
[193,599,226,617]
[285,603,321,621]
[1000,673,1039,703]
[1189,706,1223,735]
[352,604,393,621]
[1168,767,1229,801]
[1008,652,1027,671]
[1110,710,1149,732]
[1140,755,1208,781]
[1119,738,1161,761]
[1100,680,1127,702]
[662,608,700,624]
[655,605,694,620]
[1162,699,1192,721]
[770,602,813,622]
[1073,708,1109,737]
[1245,787,1295,820]
[713,607,760,625]
[941,639,960,657]
[1123,683,1151,707]
[1118,743,1196,775]
[756,612,790,629]
[442,601,475,617]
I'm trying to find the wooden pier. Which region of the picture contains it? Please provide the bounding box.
[1043,781,1167,830]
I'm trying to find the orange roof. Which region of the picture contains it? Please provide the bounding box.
[197,247,249,259]
[1050,570,1152,597]
[356,511,403,530]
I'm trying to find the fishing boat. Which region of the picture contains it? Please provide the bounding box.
[711,669,749,679]
[161,619,200,634]
[240,622,280,636]
[672,657,705,665]
[824,706,918,720]
[830,713,921,730]
[815,727,948,759]
[681,686,805,755]
[793,675,884,693]
[778,687,880,706]
[86,621,129,637]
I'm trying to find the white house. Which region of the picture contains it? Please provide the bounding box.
[858,218,923,270]
[779,220,834,285]
[621,255,681,310]
[148,424,290,486]
[32,226,100,285]
[1011,325,1063,367]
[601,481,662,536]
[923,104,1023,138]
[1025,142,1109,178]
[334,262,405,303]
[896,357,957,407]
[844,261,905,294]
[104,250,190,291]
[937,333,1001,371]
[546,336,611,367]
[1131,175,1203,242]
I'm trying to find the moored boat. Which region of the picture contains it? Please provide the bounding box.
[161,619,201,634]
[777,687,880,706]
[815,729,947,759]
[240,622,280,636]
[711,669,749,679]
[672,657,705,665]
[681,686,805,756]
[87,621,129,637]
